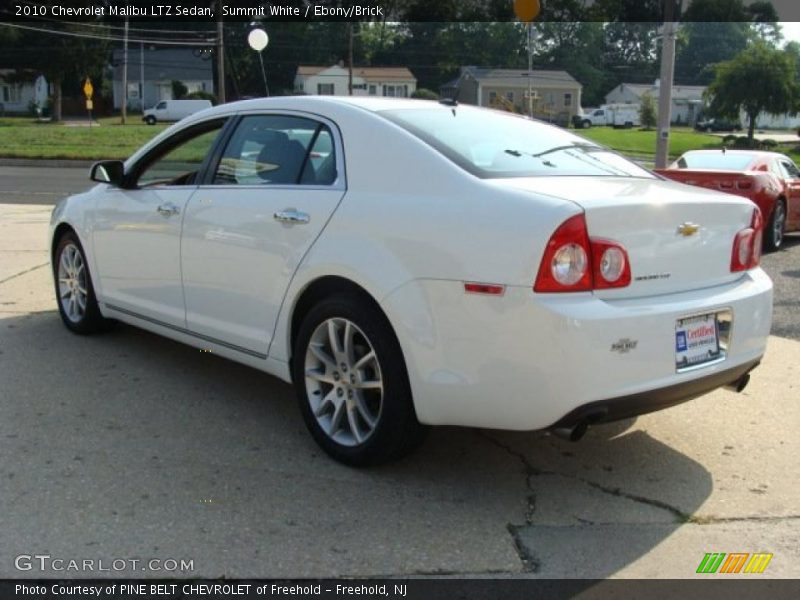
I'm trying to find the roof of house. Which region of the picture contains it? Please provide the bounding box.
[444,67,581,89]
[297,65,416,81]
[610,83,707,100]
[112,48,213,82]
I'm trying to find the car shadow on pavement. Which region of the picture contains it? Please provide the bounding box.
[0,312,711,579]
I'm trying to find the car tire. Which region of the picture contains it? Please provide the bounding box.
[764,199,786,252]
[53,231,112,334]
[582,120,591,129]
[292,293,427,466]
[145,116,156,125]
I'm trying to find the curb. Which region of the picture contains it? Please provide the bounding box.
[0,158,95,168]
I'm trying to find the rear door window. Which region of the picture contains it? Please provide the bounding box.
[213,115,337,186]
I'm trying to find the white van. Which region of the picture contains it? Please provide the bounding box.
[573,104,640,129]
[142,99,212,125]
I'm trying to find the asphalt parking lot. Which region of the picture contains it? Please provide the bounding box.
[1,166,798,579]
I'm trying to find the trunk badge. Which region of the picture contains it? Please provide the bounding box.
[611,338,638,354]
[677,222,701,236]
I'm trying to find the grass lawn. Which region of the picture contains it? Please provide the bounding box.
[1,116,799,164]
[0,116,167,160]
[576,125,800,164]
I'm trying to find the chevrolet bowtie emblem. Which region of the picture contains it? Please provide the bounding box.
[677,222,701,236]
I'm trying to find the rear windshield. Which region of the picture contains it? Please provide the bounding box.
[675,152,756,171]
[380,107,654,179]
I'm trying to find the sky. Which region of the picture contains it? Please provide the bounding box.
[781,21,800,45]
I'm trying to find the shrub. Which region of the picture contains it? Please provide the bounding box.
[184,91,217,105]
[411,88,439,100]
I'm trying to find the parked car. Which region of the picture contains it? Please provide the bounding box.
[573,104,640,129]
[142,99,212,125]
[655,149,800,251]
[694,118,741,133]
[51,98,772,465]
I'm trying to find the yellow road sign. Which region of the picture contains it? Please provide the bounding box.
[514,0,541,22]
[83,78,93,100]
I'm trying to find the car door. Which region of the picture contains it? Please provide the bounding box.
[777,157,800,230]
[180,112,346,357]
[91,119,227,326]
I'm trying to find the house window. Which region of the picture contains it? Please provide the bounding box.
[1,84,20,104]
[564,93,573,107]
[368,85,377,95]
[383,85,408,98]
[352,83,367,90]
[317,83,334,95]
[505,91,514,102]
[489,91,497,103]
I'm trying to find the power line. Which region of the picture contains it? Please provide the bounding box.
[0,21,216,46]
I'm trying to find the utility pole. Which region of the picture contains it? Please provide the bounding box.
[140,42,144,113]
[121,17,128,124]
[655,0,678,168]
[527,23,533,118]
[216,3,226,103]
[348,23,354,96]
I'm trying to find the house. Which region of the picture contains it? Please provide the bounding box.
[0,70,47,115]
[440,67,583,120]
[112,48,214,111]
[294,64,417,98]
[604,81,707,126]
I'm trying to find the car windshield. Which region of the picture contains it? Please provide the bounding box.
[379,107,654,179]
[676,152,756,171]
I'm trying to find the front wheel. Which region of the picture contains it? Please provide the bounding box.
[764,199,786,252]
[145,116,156,125]
[293,294,427,466]
[53,231,111,334]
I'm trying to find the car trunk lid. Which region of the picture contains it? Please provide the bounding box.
[490,176,756,298]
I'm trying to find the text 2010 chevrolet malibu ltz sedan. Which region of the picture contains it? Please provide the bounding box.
[50,97,773,465]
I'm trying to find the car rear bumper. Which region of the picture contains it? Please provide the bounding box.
[382,268,773,431]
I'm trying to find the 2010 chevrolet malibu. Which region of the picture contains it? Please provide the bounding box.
[50,97,773,465]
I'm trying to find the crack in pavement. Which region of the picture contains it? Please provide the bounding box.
[0,262,49,285]
[477,430,800,574]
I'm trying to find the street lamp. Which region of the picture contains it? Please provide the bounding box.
[247,28,270,97]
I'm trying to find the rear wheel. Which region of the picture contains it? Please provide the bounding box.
[764,199,786,252]
[293,294,427,466]
[54,231,111,334]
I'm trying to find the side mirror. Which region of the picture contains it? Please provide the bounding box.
[90,160,125,187]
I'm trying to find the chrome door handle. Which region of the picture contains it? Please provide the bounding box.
[274,209,310,225]
[157,202,180,217]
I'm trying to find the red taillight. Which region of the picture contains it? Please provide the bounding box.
[731,208,763,272]
[591,238,632,289]
[534,214,631,293]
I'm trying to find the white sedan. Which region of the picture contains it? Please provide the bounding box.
[50,97,773,465]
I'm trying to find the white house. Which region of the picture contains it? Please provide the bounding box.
[294,64,417,98]
[605,81,707,125]
[0,70,47,114]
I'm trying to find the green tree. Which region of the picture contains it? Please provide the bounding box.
[706,42,800,142]
[639,91,657,129]
[171,80,188,100]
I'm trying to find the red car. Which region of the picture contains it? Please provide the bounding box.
[655,150,800,251]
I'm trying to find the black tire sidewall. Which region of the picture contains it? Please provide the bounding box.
[764,200,785,252]
[54,232,106,334]
[292,294,421,466]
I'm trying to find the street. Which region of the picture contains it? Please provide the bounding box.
[0,166,798,579]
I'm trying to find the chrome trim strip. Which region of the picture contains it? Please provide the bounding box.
[104,303,267,360]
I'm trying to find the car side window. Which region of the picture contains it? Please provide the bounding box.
[780,160,800,179]
[134,121,225,188]
[213,115,337,186]
[156,101,166,110]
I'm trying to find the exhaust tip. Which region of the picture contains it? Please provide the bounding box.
[551,420,590,442]
[724,373,750,394]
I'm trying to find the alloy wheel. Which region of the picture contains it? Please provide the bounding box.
[304,317,383,447]
[57,243,88,323]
